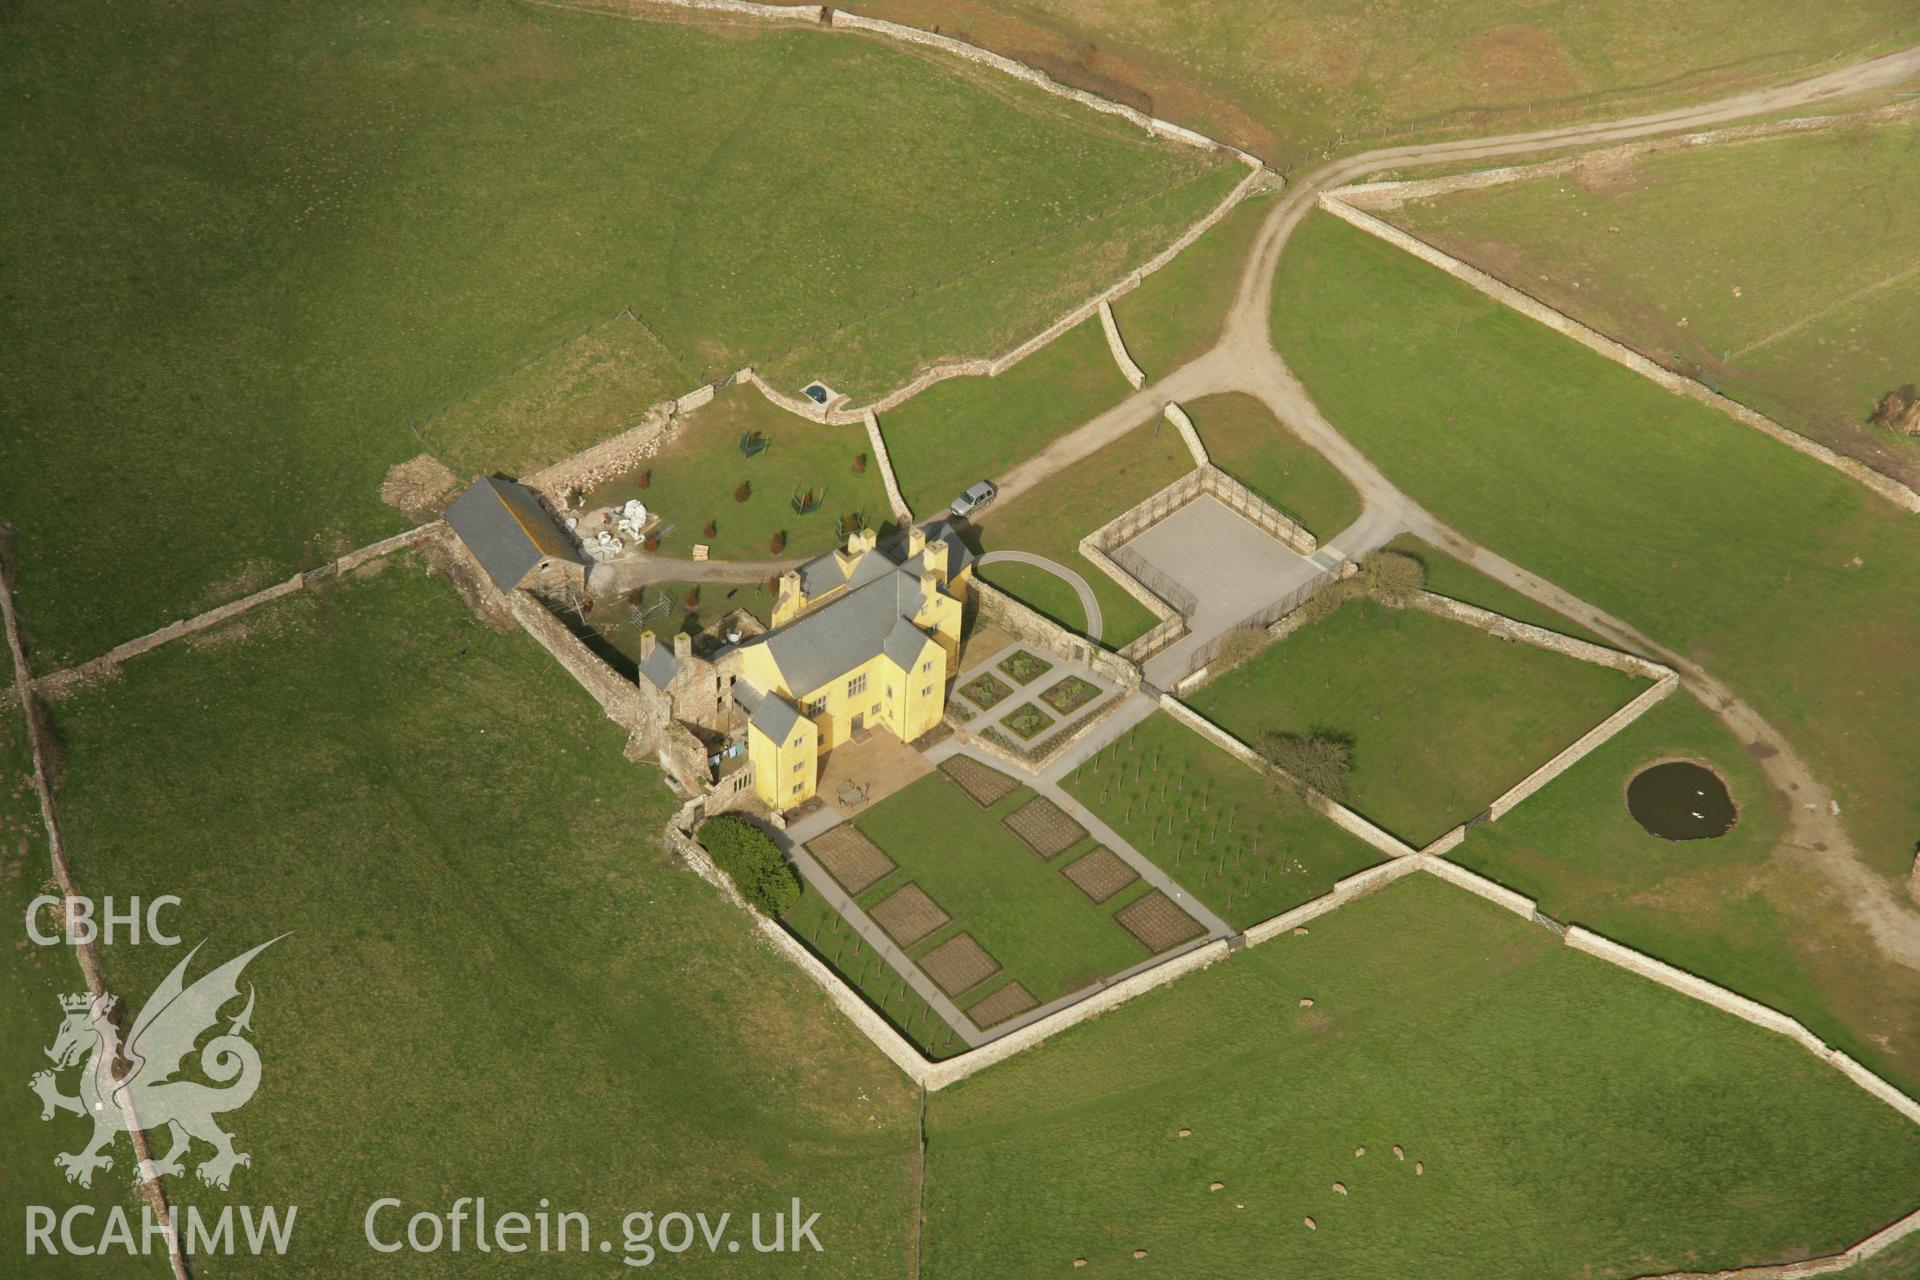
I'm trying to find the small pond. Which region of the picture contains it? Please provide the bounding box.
[1626,761,1737,840]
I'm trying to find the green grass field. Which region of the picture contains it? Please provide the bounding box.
[881,318,1133,517]
[37,563,921,1276]
[586,386,896,561]
[843,772,1156,1006]
[0,0,1225,669]
[1186,392,1362,538]
[856,0,1920,169]
[1189,596,1648,846]
[973,417,1192,646]
[1453,688,1920,1098]
[1274,210,1920,879]
[1060,711,1383,928]
[1383,115,1920,486]
[1111,191,1274,378]
[924,875,1920,1277]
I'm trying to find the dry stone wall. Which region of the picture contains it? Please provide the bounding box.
[505,589,646,730]
[1098,299,1146,390]
[1318,195,1920,515]
[862,409,912,521]
[1162,402,1208,466]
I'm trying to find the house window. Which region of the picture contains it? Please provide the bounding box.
[871,703,881,717]
[921,660,933,673]
[792,761,804,774]
[806,696,828,717]
[791,735,803,748]
[847,673,868,697]
[886,685,894,699]
[922,685,932,697]
[791,783,803,796]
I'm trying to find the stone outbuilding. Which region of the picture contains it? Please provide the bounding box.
[445,476,586,592]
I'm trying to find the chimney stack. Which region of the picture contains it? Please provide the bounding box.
[673,632,692,662]
[639,630,656,660]
[905,526,927,559]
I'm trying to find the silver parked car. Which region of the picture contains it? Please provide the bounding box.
[950,480,998,519]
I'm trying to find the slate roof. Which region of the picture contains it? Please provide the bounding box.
[445,477,583,591]
[743,571,932,697]
[637,642,679,692]
[733,679,802,743]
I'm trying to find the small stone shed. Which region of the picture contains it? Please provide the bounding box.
[445,477,585,592]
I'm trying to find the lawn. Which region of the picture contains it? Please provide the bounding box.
[585,386,896,561]
[855,0,1920,169]
[882,318,1133,517]
[1188,596,1649,847]
[1454,690,1920,1098]
[1274,210,1920,878]
[1383,115,1920,487]
[1185,392,1363,538]
[923,875,1920,1278]
[39,563,921,1276]
[783,885,962,1060]
[1060,711,1383,929]
[845,772,1157,1005]
[1111,191,1275,378]
[0,0,1225,669]
[1382,533,1609,645]
[972,417,1193,646]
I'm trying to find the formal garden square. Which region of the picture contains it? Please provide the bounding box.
[804,824,898,895]
[869,882,951,947]
[960,672,1015,711]
[921,932,1003,997]
[1113,889,1208,953]
[997,649,1055,685]
[1039,675,1103,716]
[938,755,1022,808]
[1004,795,1088,860]
[1000,701,1057,741]
[967,980,1039,1029]
[1061,846,1139,905]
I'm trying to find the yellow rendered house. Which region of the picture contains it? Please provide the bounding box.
[732,524,971,810]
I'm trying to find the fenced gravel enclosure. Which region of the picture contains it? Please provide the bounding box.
[1062,846,1140,905]
[938,755,1022,808]
[1004,795,1089,859]
[1115,889,1208,952]
[804,825,897,895]
[922,932,1003,996]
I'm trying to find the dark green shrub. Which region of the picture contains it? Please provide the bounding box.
[698,814,801,916]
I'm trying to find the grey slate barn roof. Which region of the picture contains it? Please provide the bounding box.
[445,477,584,591]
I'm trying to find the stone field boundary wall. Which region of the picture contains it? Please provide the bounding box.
[1162,401,1209,467]
[862,408,913,522]
[749,162,1272,425]
[0,547,193,1280]
[1394,589,1679,832]
[1098,299,1146,390]
[35,523,443,698]
[1315,193,1920,515]
[505,589,647,731]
